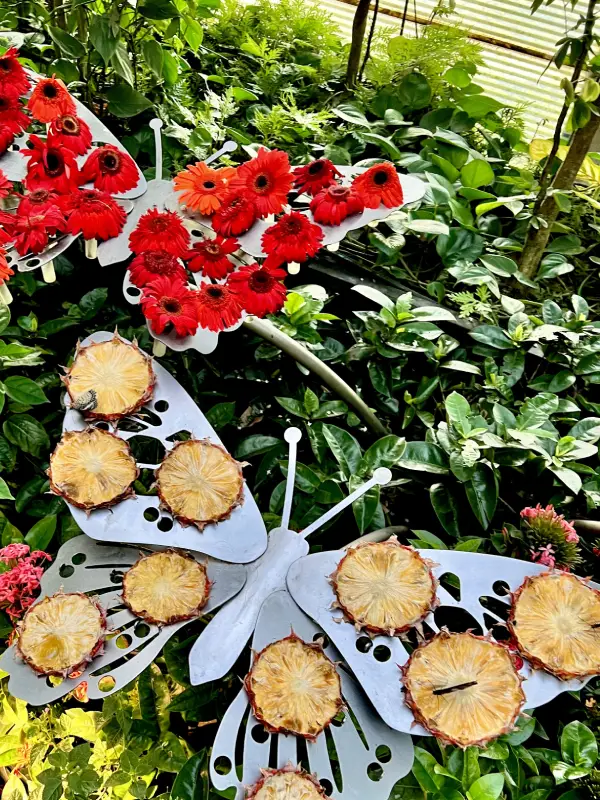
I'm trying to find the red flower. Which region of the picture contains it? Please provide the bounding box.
[310,185,364,226]
[173,162,236,215]
[0,94,30,134]
[0,48,30,100]
[187,235,238,278]
[0,211,13,245]
[294,159,341,196]
[229,148,292,217]
[81,145,139,194]
[0,247,14,283]
[141,276,199,337]
[196,282,242,332]
[0,169,12,199]
[62,189,126,241]
[129,208,190,258]
[17,188,61,219]
[129,251,187,287]
[48,114,92,156]
[0,124,16,155]
[212,194,256,237]
[228,263,286,317]
[27,77,76,123]
[261,210,323,267]
[2,207,66,256]
[24,134,80,193]
[352,162,403,209]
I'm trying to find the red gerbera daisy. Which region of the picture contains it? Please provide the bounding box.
[227,263,286,318]
[352,162,403,209]
[0,48,30,101]
[293,159,342,197]
[27,77,76,123]
[2,207,66,256]
[0,211,13,245]
[81,144,139,194]
[0,247,14,284]
[0,124,16,155]
[212,194,256,237]
[0,94,30,133]
[23,135,80,193]
[62,189,126,241]
[0,169,12,199]
[229,148,293,217]
[187,235,238,279]
[141,276,199,337]
[196,282,243,332]
[261,210,323,267]
[129,251,187,287]
[310,184,365,226]
[173,162,236,215]
[48,114,92,156]
[18,188,61,219]
[129,208,190,258]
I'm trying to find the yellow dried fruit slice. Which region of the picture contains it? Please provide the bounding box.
[49,428,138,510]
[332,541,436,635]
[246,766,327,800]
[402,630,524,747]
[64,335,155,420]
[156,439,244,530]
[509,572,600,680]
[245,634,343,740]
[17,592,106,676]
[122,550,210,625]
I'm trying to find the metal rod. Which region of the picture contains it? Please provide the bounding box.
[205,140,238,166]
[149,119,163,181]
[433,681,478,696]
[282,428,301,530]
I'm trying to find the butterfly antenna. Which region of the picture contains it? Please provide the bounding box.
[281,427,301,530]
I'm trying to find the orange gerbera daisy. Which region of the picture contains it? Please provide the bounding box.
[351,162,403,209]
[173,162,236,216]
[27,77,76,123]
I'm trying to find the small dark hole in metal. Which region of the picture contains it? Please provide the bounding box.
[26,259,40,267]
[320,779,333,796]
[367,763,384,781]
[356,636,373,653]
[154,400,169,412]
[191,229,202,237]
[72,553,86,565]
[134,622,150,638]
[493,580,510,597]
[126,286,141,297]
[98,675,116,693]
[434,606,483,636]
[313,632,330,648]
[46,675,63,687]
[59,564,74,578]
[214,756,231,775]
[116,634,132,649]
[110,570,123,584]
[376,745,392,763]
[251,724,269,743]
[95,421,110,430]
[144,507,160,522]
[439,572,461,601]
[11,143,20,151]
[157,517,173,532]
[373,645,391,662]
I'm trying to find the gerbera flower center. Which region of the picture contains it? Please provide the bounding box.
[0,98,9,111]
[254,174,271,192]
[150,218,170,232]
[329,186,350,200]
[282,217,303,234]
[101,152,120,173]
[145,252,176,274]
[373,169,389,186]
[45,151,64,176]
[206,286,225,302]
[249,270,274,293]
[161,297,182,315]
[0,62,10,73]
[203,181,216,190]
[43,83,58,99]
[61,116,79,134]
[28,189,51,203]
[308,160,325,175]
[204,242,222,256]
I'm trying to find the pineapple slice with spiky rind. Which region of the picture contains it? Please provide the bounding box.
[332,540,437,635]
[156,439,244,531]
[245,634,343,741]
[49,428,138,510]
[64,335,155,420]
[17,592,107,676]
[122,550,210,625]
[509,571,600,680]
[246,766,327,800]
[402,630,525,748]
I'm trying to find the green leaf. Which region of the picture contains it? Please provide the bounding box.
[333,103,370,127]
[431,483,462,536]
[465,463,497,529]
[412,747,443,793]
[446,392,471,435]
[359,435,406,474]
[480,255,518,277]
[25,515,57,551]
[461,159,495,189]
[106,85,152,118]
[276,396,309,419]
[0,477,14,500]
[460,95,503,118]
[3,415,49,457]
[162,50,179,84]
[48,26,86,58]
[397,72,432,109]
[568,418,600,443]
[303,388,319,416]
[182,15,203,52]
[445,67,471,88]
[139,0,180,18]
[0,303,10,335]
[400,442,449,474]
[142,39,164,78]
[467,774,504,800]
[170,750,207,800]
[352,480,379,533]
[561,721,598,768]
[3,376,47,406]
[437,229,484,267]
[89,17,119,64]
[59,708,100,741]
[321,424,362,479]
[470,325,514,350]
[205,401,235,430]
[235,435,280,458]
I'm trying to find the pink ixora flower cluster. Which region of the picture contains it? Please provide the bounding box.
[530,544,557,569]
[521,504,579,542]
[520,503,580,571]
[0,544,52,622]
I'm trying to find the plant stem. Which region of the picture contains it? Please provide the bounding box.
[358,0,379,82]
[243,316,388,435]
[346,0,371,87]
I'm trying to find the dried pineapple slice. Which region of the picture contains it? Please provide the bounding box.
[245,634,343,740]
[64,334,155,420]
[332,540,437,635]
[17,592,106,676]
[246,766,327,800]
[402,630,524,747]
[49,428,138,510]
[509,571,600,680]
[123,550,210,625]
[156,439,244,531]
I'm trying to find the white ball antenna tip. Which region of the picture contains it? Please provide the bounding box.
[373,467,392,486]
[222,140,237,153]
[149,118,163,130]
[284,427,302,444]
